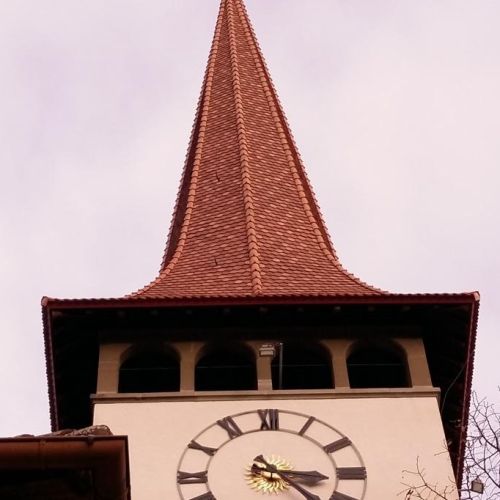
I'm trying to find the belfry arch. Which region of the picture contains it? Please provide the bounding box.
[195,342,257,391]
[118,344,180,393]
[271,341,333,390]
[346,339,410,389]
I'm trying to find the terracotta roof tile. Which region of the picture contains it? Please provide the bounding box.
[129,0,383,300]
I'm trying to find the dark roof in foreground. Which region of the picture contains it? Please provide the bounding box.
[0,426,130,500]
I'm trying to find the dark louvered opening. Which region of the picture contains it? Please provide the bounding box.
[271,342,333,390]
[347,343,409,388]
[195,344,257,391]
[118,349,180,393]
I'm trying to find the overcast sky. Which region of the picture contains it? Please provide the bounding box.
[0,0,499,436]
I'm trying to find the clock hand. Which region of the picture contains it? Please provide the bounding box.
[251,463,328,484]
[253,455,322,500]
[280,469,329,483]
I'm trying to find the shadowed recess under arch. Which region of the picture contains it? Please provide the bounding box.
[195,343,257,391]
[271,341,333,390]
[347,341,409,389]
[118,346,180,393]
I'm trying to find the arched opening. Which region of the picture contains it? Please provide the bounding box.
[195,343,257,391]
[118,345,180,393]
[347,341,409,388]
[271,342,333,390]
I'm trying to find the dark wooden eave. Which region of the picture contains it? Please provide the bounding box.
[42,291,479,483]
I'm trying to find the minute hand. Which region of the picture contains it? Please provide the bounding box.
[251,464,328,484]
[280,469,329,484]
[253,455,323,500]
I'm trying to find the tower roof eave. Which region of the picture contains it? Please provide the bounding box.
[41,291,480,309]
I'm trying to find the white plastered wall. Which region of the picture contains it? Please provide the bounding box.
[94,397,457,500]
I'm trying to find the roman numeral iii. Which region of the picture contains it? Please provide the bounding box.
[336,467,367,480]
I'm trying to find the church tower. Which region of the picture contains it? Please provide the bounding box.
[42,1,479,498]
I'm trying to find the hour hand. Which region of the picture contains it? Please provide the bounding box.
[252,454,278,474]
[253,455,328,483]
[253,455,323,500]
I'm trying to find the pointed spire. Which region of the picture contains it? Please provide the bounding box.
[132,0,382,298]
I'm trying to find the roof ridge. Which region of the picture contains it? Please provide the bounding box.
[227,0,263,295]
[237,0,336,260]
[234,0,381,294]
[127,2,225,298]
[234,0,338,258]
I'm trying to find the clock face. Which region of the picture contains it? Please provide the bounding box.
[176,409,367,500]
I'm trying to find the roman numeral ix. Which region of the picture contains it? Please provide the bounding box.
[177,470,208,485]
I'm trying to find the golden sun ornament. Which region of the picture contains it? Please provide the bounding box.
[246,455,293,494]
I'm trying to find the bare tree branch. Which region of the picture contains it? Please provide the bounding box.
[402,391,499,499]
[463,392,500,498]
[401,457,458,499]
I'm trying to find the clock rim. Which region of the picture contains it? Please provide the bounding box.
[176,408,367,500]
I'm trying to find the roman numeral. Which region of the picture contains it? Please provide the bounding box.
[323,437,351,453]
[189,493,216,500]
[177,470,208,485]
[336,467,367,480]
[188,440,218,456]
[298,416,315,436]
[330,492,358,500]
[217,416,243,439]
[258,409,279,430]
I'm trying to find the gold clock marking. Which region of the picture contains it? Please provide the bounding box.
[246,455,292,494]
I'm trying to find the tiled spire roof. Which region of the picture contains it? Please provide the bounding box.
[132,0,383,299]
